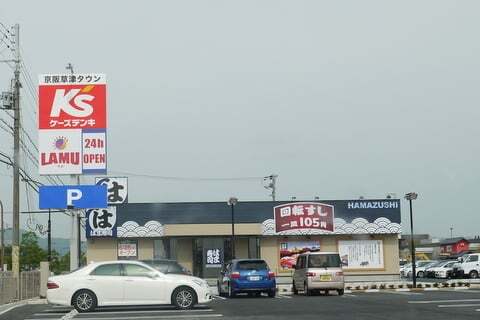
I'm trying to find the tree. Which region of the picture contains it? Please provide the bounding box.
[19,231,47,270]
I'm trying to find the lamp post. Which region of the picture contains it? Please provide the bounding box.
[450,227,453,239]
[405,192,418,288]
[228,197,238,259]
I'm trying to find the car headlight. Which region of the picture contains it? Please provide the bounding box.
[193,279,209,288]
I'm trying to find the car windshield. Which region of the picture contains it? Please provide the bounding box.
[417,261,431,267]
[308,254,341,268]
[236,260,268,270]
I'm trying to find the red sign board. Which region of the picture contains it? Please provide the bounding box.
[274,202,334,233]
[39,83,106,130]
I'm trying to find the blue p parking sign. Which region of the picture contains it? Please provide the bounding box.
[39,185,108,209]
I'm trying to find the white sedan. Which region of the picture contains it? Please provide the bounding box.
[47,260,212,312]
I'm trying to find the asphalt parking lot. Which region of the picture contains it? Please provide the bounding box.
[2,289,480,320]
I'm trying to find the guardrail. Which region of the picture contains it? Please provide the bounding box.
[0,271,40,304]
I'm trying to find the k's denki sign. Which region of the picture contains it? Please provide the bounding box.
[38,74,107,175]
[86,207,117,237]
[95,177,128,205]
[274,202,334,233]
[38,74,106,130]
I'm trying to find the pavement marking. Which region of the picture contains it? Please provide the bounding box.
[60,309,78,320]
[0,304,23,316]
[213,295,227,300]
[365,289,380,293]
[67,308,215,315]
[276,295,292,299]
[438,304,480,308]
[423,288,439,291]
[343,294,357,297]
[383,291,423,296]
[409,299,480,304]
[71,314,223,319]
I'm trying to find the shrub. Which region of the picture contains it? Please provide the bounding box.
[450,283,456,287]
[388,284,395,289]
[416,284,423,288]
[355,285,361,290]
[380,284,386,289]
[433,283,439,288]
[370,284,377,289]
[398,284,404,288]
[425,284,431,288]
[407,284,413,289]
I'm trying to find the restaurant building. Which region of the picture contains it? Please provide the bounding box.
[86,199,401,282]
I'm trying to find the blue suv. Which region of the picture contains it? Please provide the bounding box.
[217,259,276,298]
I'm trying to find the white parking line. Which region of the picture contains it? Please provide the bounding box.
[409,299,480,304]
[67,308,214,315]
[383,291,423,296]
[70,314,223,320]
[213,295,227,300]
[276,295,292,299]
[438,304,480,308]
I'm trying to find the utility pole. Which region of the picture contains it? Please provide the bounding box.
[12,24,21,295]
[264,174,278,201]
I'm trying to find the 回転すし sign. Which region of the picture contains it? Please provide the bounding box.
[274,202,334,233]
[38,74,107,175]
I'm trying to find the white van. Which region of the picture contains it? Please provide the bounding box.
[455,253,480,279]
[292,252,345,296]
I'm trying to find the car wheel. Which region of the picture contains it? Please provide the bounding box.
[268,289,275,298]
[173,286,196,310]
[292,281,298,295]
[228,284,236,298]
[72,290,97,313]
[469,270,479,279]
[418,271,424,278]
[337,289,345,296]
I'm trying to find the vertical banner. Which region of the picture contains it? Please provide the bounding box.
[38,74,107,175]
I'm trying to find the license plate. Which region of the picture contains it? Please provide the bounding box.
[320,275,331,281]
[249,276,261,281]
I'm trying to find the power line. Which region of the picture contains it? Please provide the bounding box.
[109,170,268,181]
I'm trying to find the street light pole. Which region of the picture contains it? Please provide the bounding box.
[228,197,238,260]
[47,209,51,263]
[450,227,453,239]
[405,192,418,288]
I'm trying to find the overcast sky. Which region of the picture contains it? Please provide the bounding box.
[0,1,479,239]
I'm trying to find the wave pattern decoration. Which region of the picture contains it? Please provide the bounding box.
[117,220,164,237]
[261,217,401,235]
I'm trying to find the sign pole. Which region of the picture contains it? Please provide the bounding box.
[12,23,21,299]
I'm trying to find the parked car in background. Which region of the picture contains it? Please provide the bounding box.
[431,261,457,279]
[400,263,411,277]
[141,259,191,275]
[217,259,276,298]
[47,260,212,312]
[402,260,434,278]
[415,260,439,278]
[452,253,480,279]
[292,252,344,296]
